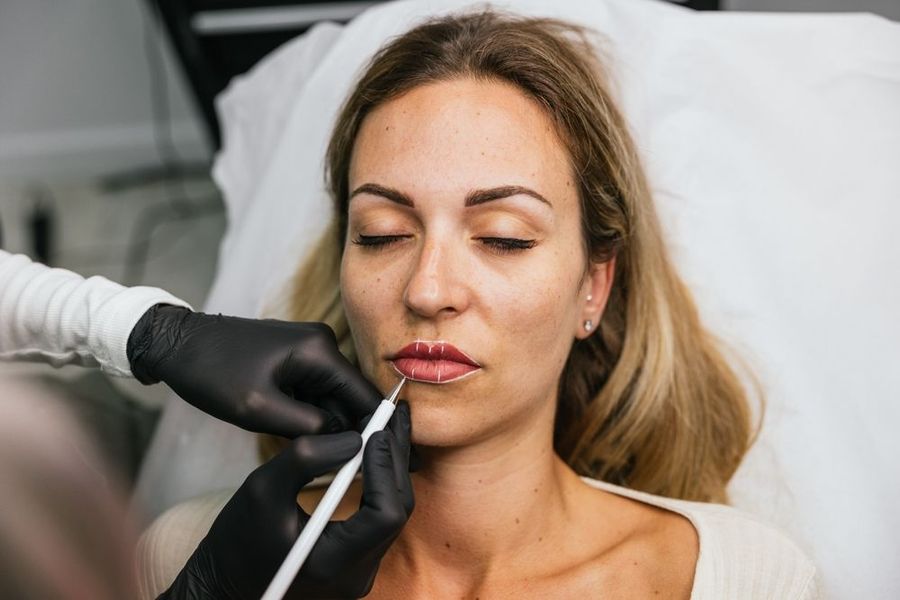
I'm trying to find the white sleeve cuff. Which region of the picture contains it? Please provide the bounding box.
[0,251,193,378]
[89,283,193,377]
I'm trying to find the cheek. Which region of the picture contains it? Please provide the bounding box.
[340,256,382,368]
[487,248,583,374]
[340,251,408,374]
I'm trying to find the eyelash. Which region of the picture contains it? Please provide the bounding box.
[352,235,537,255]
[480,237,538,254]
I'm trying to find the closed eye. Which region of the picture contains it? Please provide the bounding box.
[351,234,412,249]
[478,237,537,255]
[351,234,537,255]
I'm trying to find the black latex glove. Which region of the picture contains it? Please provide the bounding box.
[127,305,381,436]
[160,400,415,600]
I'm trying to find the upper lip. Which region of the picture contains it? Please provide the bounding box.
[389,341,481,366]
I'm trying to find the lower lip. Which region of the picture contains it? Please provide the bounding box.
[391,358,481,384]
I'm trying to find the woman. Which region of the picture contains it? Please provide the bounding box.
[143,9,819,598]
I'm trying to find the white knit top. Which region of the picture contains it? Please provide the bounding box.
[0,250,192,377]
[581,478,821,599]
[138,477,821,599]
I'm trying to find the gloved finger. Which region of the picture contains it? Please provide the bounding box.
[306,394,355,434]
[367,427,414,517]
[387,399,420,473]
[238,383,340,437]
[359,410,373,431]
[384,424,414,516]
[341,431,411,541]
[280,343,383,425]
[408,444,422,473]
[251,431,362,502]
[386,401,411,478]
[387,400,412,455]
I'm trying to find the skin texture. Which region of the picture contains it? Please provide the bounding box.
[325,77,698,598]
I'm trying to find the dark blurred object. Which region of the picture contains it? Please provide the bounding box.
[98,162,212,194]
[28,187,56,265]
[0,379,139,600]
[149,0,719,151]
[678,0,719,8]
[149,0,381,149]
[31,371,161,487]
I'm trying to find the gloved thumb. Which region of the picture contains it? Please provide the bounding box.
[255,431,362,501]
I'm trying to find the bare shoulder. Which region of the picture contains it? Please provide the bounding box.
[571,484,699,599]
[579,478,819,598]
[629,501,700,597]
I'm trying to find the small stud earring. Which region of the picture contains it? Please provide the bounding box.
[587,294,593,302]
[583,320,593,332]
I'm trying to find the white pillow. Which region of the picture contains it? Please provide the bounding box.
[135,1,900,597]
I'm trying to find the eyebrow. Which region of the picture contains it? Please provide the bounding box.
[349,183,552,208]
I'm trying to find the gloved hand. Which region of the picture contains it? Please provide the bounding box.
[160,400,415,600]
[127,305,380,436]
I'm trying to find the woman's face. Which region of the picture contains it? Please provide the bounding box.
[340,77,611,447]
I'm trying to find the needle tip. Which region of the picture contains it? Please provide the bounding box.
[388,377,407,405]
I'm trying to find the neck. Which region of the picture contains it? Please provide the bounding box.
[383,400,583,587]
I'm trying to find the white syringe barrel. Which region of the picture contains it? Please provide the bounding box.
[260,398,397,600]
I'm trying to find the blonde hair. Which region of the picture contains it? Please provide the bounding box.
[265,10,761,503]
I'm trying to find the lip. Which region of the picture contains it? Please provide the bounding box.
[388,340,482,384]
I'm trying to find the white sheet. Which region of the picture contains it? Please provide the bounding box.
[135,1,900,597]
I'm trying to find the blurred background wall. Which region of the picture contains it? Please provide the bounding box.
[0,0,222,486]
[730,0,899,14]
[0,0,206,180]
[2,0,898,183]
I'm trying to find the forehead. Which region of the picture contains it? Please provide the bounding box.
[349,78,574,200]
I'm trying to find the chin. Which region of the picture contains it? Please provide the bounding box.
[406,396,514,450]
[404,398,474,446]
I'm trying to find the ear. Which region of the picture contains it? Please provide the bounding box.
[575,257,616,340]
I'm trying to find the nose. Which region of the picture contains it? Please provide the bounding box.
[402,237,469,319]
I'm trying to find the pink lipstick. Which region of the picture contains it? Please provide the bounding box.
[389,340,481,384]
